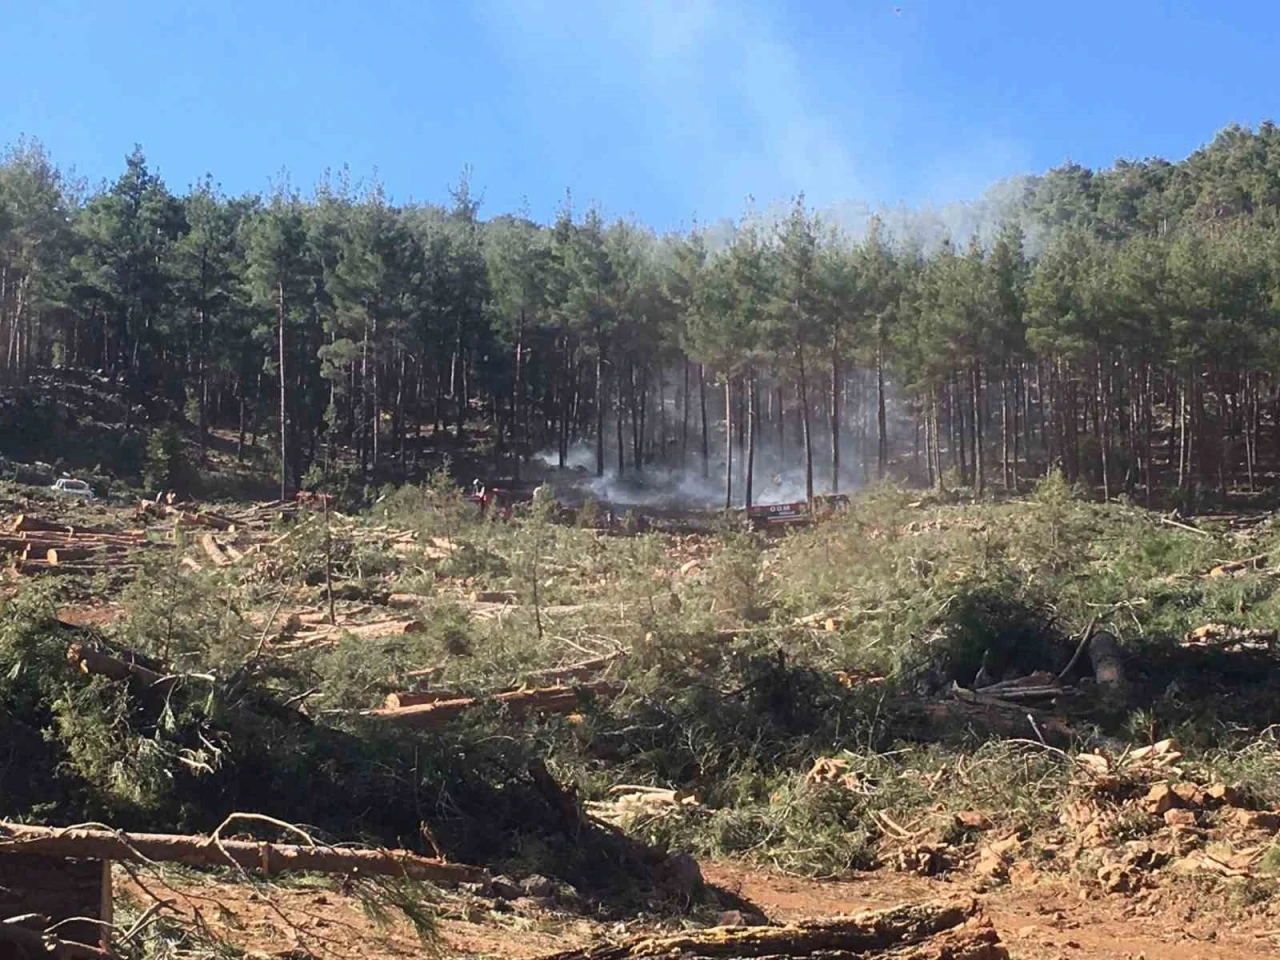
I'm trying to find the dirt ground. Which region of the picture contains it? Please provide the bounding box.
[119,859,1280,959]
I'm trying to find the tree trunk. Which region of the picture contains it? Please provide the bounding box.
[1000,367,1010,489]
[515,308,527,481]
[830,349,841,493]
[724,375,733,510]
[699,363,709,478]
[197,304,208,460]
[1098,356,1111,501]
[616,371,625,476]
[277,281,288,500]
[776,385,785,459]
[797,345,815,504]
[746,371,756,509]
[371,314,381,470]
[877,339,888,479]
[971,362,984,496]
[594,348,604,478]
[680,359,690,466]
[630,362,642,472]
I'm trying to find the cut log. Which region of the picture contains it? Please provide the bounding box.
[368,681,621,729]
[12,514,70,534]
[47,547,96,565]
[0,823,484,886]
[66,643,171,691]
[200,533,232,567]
[532,898,1002,959]
[383,690,470,709]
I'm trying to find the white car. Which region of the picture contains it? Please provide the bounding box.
[51,478,96,501]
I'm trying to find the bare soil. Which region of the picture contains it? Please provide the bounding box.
[119,859,1280,959]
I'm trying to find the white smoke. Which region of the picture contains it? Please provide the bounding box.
[535,441,865,510]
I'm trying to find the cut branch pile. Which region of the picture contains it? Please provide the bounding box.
[1,514,156,576]
[534,897,1007,959]
[0,822,485,886]
[368,680,621,729]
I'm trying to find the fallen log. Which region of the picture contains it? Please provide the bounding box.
[12,514,71,534]
[200,533,232,567]
[47,547,98,565]
[0,822,484,886]
[66,643,171,691]
[10,560,131,577]
[533,898,1004,959]
[368,681,620,729]
[383,690,469,709]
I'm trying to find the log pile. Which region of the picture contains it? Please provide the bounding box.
[0,514,155,577]
[0,822,484,886]
[534,897,1007,959]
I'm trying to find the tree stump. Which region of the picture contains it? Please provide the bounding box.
[0,854,110,948]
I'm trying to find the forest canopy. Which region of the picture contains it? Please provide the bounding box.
[4,123,1280,504]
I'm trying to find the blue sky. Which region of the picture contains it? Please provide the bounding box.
[3,0,1277,229]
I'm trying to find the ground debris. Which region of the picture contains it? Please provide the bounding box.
[585,785,702,829]
[1183,622,1278,651]
[532,897,1006,959]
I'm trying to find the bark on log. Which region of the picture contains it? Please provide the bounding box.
[66,643,171,691]
[368,681,621,729]
[0,823,484,886]
[533,898,1002,959]
[13,514,70,534]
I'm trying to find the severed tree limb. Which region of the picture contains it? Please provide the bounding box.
[0,822,484,886]
[368,681,621,729]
